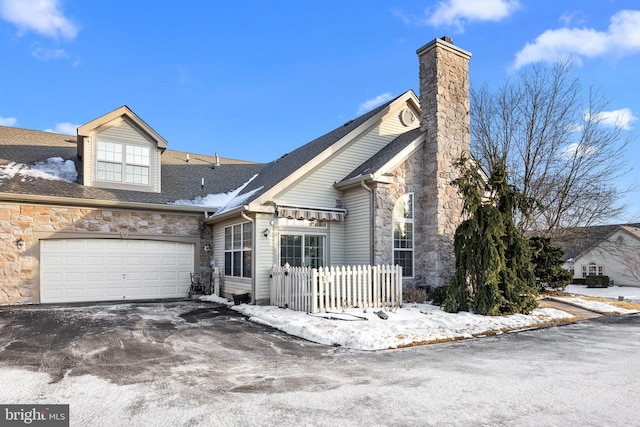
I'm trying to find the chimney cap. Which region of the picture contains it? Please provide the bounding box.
[416,37,471,59]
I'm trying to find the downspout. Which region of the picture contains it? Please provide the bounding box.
[240,211,255,304]
[361,180,374,264]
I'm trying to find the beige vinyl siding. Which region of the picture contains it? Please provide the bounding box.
[211,216,252,298]
[82,137,94,186]
[254,214,275,302]
[99,118,153,144]
[277,109,418,206]
[91,118,161,193]
[344,188,372,265]
[328,220,345,266]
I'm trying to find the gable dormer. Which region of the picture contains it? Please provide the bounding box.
[77,106,167,193]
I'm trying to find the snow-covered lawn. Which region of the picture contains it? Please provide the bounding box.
[564,284,640,302]
[202,284,640,351]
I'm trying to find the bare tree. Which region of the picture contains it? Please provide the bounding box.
[471,59,633,232]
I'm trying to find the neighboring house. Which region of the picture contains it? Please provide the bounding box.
[552,223,640,287]
[0,37,471,305]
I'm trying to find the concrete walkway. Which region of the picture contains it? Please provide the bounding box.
[539,298,604,319]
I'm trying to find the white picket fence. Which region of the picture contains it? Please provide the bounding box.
[270,264,403,313]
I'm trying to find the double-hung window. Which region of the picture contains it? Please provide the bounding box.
[97,140,150,185]
[225,223,252,278]
[393,193,414,277]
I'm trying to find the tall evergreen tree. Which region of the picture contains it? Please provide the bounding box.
[445,157,538,315]
[529,236,573,290]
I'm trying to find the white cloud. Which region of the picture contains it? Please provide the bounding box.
[563,143,598,159]
[0,0,78,40]
[32,46,69,60]
[587,108,637,130]
[0,116,17,126]
[425,0,520,32]
[391,8,413,26]
[44,122,79,135]
[513,10,640,69]
[559,10,587,27]
[357,93,393,114]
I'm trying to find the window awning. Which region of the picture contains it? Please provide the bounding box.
[277,205,346,222]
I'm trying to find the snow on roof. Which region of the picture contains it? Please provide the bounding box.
[171,174,262,210]
[0,157,78,183]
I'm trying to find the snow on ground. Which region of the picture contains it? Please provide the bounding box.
[550,284,640,315]
[203,298,569,351]
[565,284,640,302]
[203,285,639,351]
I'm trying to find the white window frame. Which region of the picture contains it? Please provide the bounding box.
[279,233,326,269]
[582,262,604,278]
[224,222,252,278]
[96,139,151,186]
[393,193,414,278]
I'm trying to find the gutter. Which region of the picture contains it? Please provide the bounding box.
[335,173,394,191]
[0,192,209,214]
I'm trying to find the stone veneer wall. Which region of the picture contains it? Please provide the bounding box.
[0,203,208,305]
[417,38,471,288]
[372,152,425,283]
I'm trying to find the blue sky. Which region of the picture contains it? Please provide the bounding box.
[0,0,639,220]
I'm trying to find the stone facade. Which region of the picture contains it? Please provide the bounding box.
[0,203,209,305]
[369,38,472,288]
[372,152,425,275]
[417,37,471,287]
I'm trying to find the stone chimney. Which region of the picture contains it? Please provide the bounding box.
[416,36,471,287]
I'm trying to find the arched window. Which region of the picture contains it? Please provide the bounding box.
[393,193,414,277]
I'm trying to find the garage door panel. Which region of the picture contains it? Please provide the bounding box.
[86,256,104,266]
[87,288,108,298]
[142,257,161,266]
[177,255,192,265]
[126,271,143,280]
[65,259,85,268]
[41,239,194,303]
[41,255,63,266]
[142,271,161,280]
[106,255,125,265]
[66,287,87,298]
[126,256,143,266]
[64,272,84,282]
[64,240,85,250]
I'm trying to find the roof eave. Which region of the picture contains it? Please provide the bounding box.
[0,192,209,214]
[77,105,169,149]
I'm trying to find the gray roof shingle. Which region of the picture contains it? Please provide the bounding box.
[1,94,410,212]
[0,126,264,208]
[232,94,404,205]
[548,223,640,260]
[341,127,424,182]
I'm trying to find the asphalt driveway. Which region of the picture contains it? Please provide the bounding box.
[0,301,639,426]
[0,301,327,385]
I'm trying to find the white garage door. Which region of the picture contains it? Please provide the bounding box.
[40,239,194,303]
